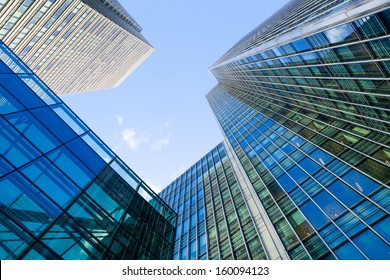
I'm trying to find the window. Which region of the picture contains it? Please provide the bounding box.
[341,169,380,195]
[334,242,365,260]
[353,229,390,259]
[300,200,329,229]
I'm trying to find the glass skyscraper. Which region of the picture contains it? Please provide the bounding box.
[162,0,390,260]
[0,41,176,260]
[160,143,280,260]
[0,0,153,95]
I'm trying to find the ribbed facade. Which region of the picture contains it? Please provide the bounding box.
[205,0,390,259]
[0,0,153,95]
[160,143,275,260]
[0,41,175,260]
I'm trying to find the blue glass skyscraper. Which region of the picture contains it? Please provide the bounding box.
[162,0,390,260]
[0,41,176,260]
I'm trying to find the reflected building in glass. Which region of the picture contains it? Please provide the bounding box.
[0,0,153,95]
[162,0,390,260]
[0,41,176,260]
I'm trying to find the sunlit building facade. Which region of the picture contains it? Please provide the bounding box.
[161,0,390,260]
[205,0,390,259]
[0,41,175,260]
[160,143,281,260]
[0,0,153,95]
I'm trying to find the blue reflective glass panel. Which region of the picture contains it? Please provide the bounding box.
[0,155,12,176]
[5,110,61,153]
[328,180,362,207]
[66,137,105,175]
[334,242,366,260]
[0,60,13,73]
[21,157,81,207]
[281,143,294,154]
[342,169,380,195]
[277,173,296,192]
[290,135,305,147]
[313,190,345,220]
[353,229,390,259]
[300,200,330,229]
[0,75,45,109]
[291,39,311,52]
[299,157,320,174]
[323,23,358,44]
[47,146,94,189]
[31,107,77,143]
[373,217,390,241]
[0,171,61,235]
[289,166,308,184]
[0,116,40,167]
[309,148,333,166]
[52,105,87,135]
[0,211,34,260]
[0,84,25,114]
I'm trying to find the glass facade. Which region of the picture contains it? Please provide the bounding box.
[0,41,176,260]
[0,0,153,95]
[160,143,268,260]
[206,0,390,260]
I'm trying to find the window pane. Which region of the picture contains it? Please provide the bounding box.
[353,229,390,259]
[0,84,25,114]
[0,212,34,260]
[0,116,40,167]
[0,171,61,235]
[31,107,77,143]
[313,190,346,219]
[300,200,330,229]
[328,180,362,207]
[47,146,95,189]
[0,75,44,109]
[21,157,81,207]
[5,110,61,153]
[341,169,380,195]
[334,242,365,260]
[42,214,105,260]
[66,137,106,175]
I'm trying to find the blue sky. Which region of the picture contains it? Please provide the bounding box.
[62,0,290,193]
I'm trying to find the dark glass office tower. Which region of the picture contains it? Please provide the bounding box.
[0,41,176,260]
[205,0,390,259]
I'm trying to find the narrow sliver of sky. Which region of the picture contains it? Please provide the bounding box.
[62,0,290,193]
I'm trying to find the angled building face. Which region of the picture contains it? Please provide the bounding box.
[160,143,285,260]
[0,41,175,260]
[205,0,390,259]
[0,0,153,95]
[160,0,390,260]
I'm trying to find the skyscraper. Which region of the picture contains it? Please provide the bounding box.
[162,0,390,260]
[0,0,153,95]
[0,41,175,260]
[160,143,288,260]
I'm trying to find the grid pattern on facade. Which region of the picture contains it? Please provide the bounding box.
[206,1,390,259]
[207,85,389,260]
[0,41,176,259]
[0,0,153,95]
[211,0,386,67]
[160,143,267,260]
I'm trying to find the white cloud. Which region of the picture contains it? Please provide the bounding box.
[116,115,124,124]
[122,128,148,151]
[150,133,173,151]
